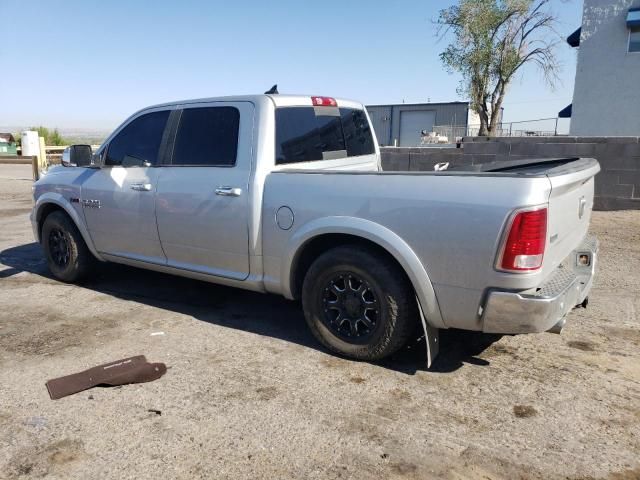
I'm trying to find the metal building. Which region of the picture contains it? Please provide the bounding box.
[365,102,476,147]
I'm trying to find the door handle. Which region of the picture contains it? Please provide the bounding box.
[215,186,242,197]
[130,183,152,192]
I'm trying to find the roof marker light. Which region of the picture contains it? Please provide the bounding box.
[311,96,337,107]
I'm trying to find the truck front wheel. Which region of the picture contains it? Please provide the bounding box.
[41,211,94,283]
[301,246,417,361]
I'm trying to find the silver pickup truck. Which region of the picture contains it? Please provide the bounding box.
[31,94,599,365]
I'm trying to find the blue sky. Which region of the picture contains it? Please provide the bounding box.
[0,0,582,131]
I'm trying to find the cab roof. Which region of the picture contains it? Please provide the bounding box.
[145,94,364,111]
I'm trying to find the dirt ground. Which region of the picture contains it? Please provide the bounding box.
[0,164,639,480]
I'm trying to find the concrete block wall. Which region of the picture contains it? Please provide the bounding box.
[381,137,640,211]
[380,147,467,172]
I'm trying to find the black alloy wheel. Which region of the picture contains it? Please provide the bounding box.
[41,210,94,283]
[322,272,379,342]
[48,228,71,268]
[302,245,418,361]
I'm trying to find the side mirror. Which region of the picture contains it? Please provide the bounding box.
[62,145,93,167]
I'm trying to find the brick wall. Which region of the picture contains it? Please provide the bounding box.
[381,137,640,211]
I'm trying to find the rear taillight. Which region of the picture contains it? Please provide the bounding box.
[499,207,547,272]
[311,96,337,107]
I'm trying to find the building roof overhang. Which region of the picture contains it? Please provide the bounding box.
[558,104,572,119]
[567,27,581,47]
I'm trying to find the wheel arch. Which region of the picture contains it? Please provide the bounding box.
[283,217,445,329]
[34,194,103,260]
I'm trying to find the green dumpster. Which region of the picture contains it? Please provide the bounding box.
[0,133,18,155]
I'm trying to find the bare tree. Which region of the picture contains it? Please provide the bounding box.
[438,0,561,136]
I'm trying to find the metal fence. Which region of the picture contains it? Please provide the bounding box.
[16,145,102,165]
[433,117,565,142]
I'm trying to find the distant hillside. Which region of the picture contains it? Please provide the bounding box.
[0,126,111,145]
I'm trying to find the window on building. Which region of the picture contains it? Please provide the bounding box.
[172,107,240,166]
[630,27,640,53]
[106,111,170,167]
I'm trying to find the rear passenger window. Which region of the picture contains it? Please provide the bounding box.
[275,107,375,165]
[172,107,239,166]
[106,110,169,167]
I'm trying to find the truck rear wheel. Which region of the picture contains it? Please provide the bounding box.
[301,245,417,361]
[42,211,94,283]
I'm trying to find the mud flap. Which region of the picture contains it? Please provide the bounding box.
[416,296,439,368]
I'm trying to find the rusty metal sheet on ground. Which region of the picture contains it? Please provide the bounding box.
[45,355,167,400]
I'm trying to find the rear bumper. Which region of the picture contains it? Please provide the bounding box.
[482,234,598,334]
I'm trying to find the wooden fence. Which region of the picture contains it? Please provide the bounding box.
[2,144,101,179]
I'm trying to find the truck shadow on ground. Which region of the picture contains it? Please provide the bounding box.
[0,242,502,374]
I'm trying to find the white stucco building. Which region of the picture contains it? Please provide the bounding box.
[565,0,640,136]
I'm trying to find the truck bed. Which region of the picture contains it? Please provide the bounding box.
[263,157,600,332]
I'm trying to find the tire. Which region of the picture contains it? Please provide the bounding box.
[301,245,418,361]
[41,210,94,283]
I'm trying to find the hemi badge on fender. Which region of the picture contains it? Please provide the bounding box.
[81,199,101,209]
[70,198,79,203]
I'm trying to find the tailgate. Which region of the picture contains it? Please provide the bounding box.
[544,158,601,275]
